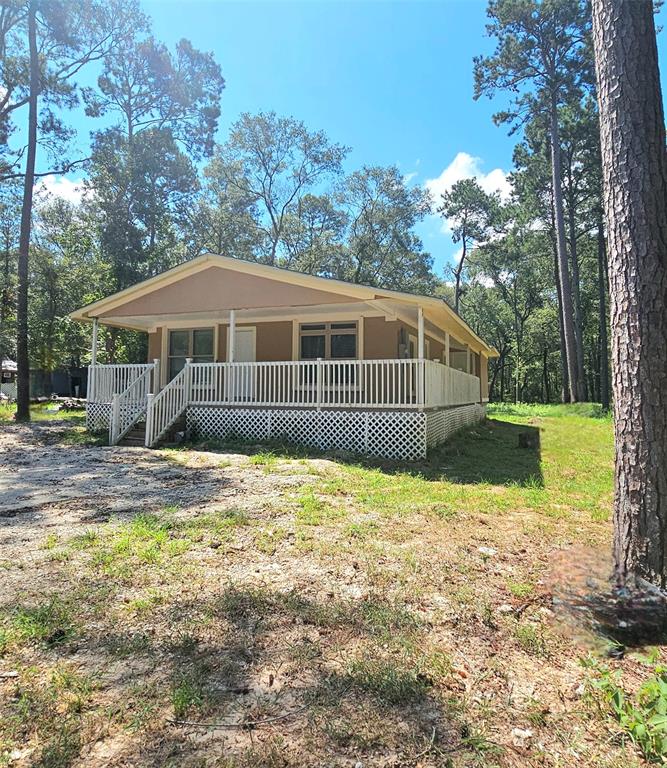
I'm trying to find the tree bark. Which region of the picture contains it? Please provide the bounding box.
[593,0,667,586]
[597,212,610,411]
[568,202,587,399]
[453,238,466,314]
[543,347,551,404]
[15,1,38,422]
[552,228,569,402]
[549,103,584,402]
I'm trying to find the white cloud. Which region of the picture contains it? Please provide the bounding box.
[424,152,512,236]
[425,151,512,203]
[403,170,419,184]
[37,176,84,205]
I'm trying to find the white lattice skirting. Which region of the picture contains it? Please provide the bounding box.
[187,404,486,461]
[425,404,486,449]
[86,402,112,432]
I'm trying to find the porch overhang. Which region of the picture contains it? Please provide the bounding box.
[70,253,499,359]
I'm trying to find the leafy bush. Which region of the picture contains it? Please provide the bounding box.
[591,663,667,762]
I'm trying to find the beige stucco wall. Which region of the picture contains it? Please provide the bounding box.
[364,316,447,362]
[101,266,358,318]
[363,317,400,359]
[215,321,293,362]
[147,328,162,362]
[256,321,293,361]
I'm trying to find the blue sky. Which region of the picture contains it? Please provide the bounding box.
[42,0,667,275]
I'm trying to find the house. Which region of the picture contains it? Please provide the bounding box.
[70,254,498,460]
[0,359,17,400]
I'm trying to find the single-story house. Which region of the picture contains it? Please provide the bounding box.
[71,254,498,460]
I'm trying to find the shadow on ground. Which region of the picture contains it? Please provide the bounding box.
[179,416,544,488]
[1,577,469,767]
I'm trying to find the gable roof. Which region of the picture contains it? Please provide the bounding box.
[71,253,498,357]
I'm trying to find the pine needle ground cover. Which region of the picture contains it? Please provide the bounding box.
[0,405,656,767]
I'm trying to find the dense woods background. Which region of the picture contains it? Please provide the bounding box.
[1,0,613,406]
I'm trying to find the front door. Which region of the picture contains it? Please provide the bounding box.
[233,327,256,363]
[228,327,256,400]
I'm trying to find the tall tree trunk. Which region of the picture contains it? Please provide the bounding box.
[543,347,551,404]
[549,103,583,402]
[453,241,466,313]
[0,232,10,377]
[597,213,611,411]
[593,0,667,586]
[568,204,587,399]
[553,235,569,403]
[15,1,38,422]
[549,192,569,402]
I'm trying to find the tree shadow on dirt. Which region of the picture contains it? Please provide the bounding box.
[1,579,480,767]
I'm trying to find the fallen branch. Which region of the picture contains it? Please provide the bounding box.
[167,702,310,730]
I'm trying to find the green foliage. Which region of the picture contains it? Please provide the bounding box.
[1,598,74,651]
[591,664,667,762]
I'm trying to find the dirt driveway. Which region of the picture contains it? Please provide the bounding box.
[0,420,317,599]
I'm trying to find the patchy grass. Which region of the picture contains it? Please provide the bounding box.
[0,402,86,422]
[1,405,646,768]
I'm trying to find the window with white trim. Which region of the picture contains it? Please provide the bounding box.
[299,322,357,360]
[168,328,214,379]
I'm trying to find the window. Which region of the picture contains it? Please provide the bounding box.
[408,334,430,359]
[299,322,357,360]
[168,328,214,379]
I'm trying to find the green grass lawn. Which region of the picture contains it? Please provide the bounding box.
[0,402,86,423]
[0,404,649,768]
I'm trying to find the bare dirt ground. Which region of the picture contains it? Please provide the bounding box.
[0,416,650,768]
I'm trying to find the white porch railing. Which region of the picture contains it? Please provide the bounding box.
[109,361,159,445]
[89,363,158,403]
[187,359,427,409]
[423,360,481,408]
[90,359,481,447]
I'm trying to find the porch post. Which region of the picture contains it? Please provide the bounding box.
[445,332,450,366]
[417,306,425,359]
[152,359,160,393]
[91,318,99,365]
[417,306,425,409]
[90,317,99,401]
[466,345,471,374]
[228,309,236,363]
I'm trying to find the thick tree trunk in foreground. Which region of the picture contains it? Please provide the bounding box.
[593,0,667,587]
[16,1,38,422]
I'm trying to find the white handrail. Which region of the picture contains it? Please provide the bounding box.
[89,363,155,403]
[109,363,157,445]
[144,362,190,447]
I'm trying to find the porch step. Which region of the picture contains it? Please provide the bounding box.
[117,417,186,447]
